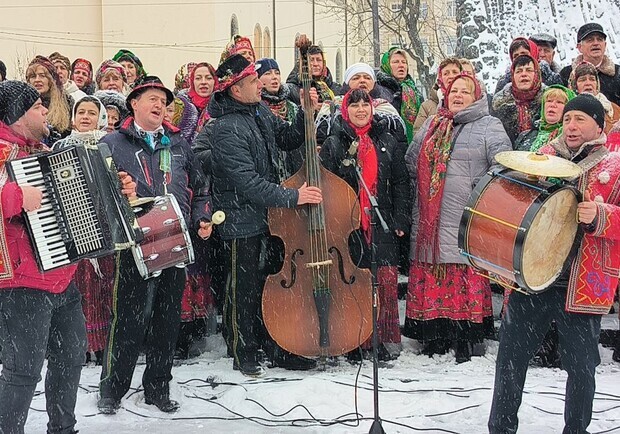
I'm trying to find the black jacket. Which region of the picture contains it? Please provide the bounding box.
[319,116,410,266]
[100,117,210,229]
[208,91,305,240]
[286,67,342,104]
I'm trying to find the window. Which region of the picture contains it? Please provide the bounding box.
[420,37,430,54]
[445,37,457,55]
[391,2,402,15]
[446,1,456,18]
[230,14,239,38]
[391,36,401,48]
[336,49,343,83]
[254,23,263,58]
[263,27,271,58]
[420,2,428,19]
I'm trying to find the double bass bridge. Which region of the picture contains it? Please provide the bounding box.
[305,259,333,268]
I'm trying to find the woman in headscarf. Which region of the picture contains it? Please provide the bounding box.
[404,73,511,363]
[413,57,462,131]
[286,44,341,105]
[71,58,95,95]
[25,55,72,144]
[220,34,256,64]
[112,49,147,87]
[52,95,115,365]
[320,88,410,361]
[492,54,545,147]
[95,59,129,95]
[186,62,218,138]
[494,37,562,94]
[515,84,576,151]
[376,47,424,142]
[569,61,620,133]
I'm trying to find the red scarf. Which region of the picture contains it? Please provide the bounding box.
[511,56,542,133]
[188,62,217,112]
[416,107,455,262]
[341,94,377,244]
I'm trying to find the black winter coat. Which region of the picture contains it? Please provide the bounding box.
[208,91,305,240]
[319,116,410,267]
[100,117,210,229]
[286,67,342,104]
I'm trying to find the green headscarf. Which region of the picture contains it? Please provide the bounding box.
[530,84,576,152]
[380,47,423,142]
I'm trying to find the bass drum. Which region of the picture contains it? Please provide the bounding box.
[458,170,581,294]
[132,195,194,279]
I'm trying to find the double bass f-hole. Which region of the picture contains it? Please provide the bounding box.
[328,247,356,285]
[280,248,304,289]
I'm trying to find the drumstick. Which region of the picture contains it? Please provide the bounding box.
[204,210,226,228]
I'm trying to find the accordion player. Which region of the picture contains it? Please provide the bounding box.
[6,140,141,272]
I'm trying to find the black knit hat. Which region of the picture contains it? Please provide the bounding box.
[0,80,41,125]
[577,23,607,43]
[563,94,605,130]
[0,60,6,81]
[256,58,279,78]
[126,75,174,114]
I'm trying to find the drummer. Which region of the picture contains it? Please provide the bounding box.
[96,76,212,415]
[489,94,620,434]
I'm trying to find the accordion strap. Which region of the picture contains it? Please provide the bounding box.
[0,141,20,281]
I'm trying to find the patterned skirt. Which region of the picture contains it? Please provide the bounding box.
[403,261,494,342]
[75,255,116,353]
[180,272,215,323]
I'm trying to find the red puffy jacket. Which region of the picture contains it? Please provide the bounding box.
[0,122,76,293]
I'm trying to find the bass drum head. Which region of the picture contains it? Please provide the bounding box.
[520,188,579,292]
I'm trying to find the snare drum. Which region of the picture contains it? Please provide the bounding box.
[458,170,581,294]
[132,195,194,279]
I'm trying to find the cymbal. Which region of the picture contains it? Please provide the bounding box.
[494,151,583,178]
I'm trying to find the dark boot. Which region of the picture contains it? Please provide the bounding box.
[270,348,317,370]
[613,331,620,363]
[455,340,471,364]
[145,396,180,413]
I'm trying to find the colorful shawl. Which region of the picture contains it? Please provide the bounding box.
[380,48,423,142]
[511,55,542,133]
[416,106,455,262]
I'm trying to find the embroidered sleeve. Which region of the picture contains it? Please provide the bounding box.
[590,202,620,239]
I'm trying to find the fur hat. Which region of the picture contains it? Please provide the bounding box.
[0,80,41,125]
[0,60,6,81]
[563,93,606,130]
[93,89,129,120]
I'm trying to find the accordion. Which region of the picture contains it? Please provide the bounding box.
[6,143,141,272]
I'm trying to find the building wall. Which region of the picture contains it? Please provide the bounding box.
[0,1,349,88]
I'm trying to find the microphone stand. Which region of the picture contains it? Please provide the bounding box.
[354,164,389,434]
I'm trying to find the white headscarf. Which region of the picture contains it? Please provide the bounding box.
[343,63,376,85]
[72,94,108,131]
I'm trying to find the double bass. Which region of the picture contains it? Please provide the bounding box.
[262,39,374,358]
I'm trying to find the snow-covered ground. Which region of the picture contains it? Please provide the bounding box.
[21,306,620,434]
